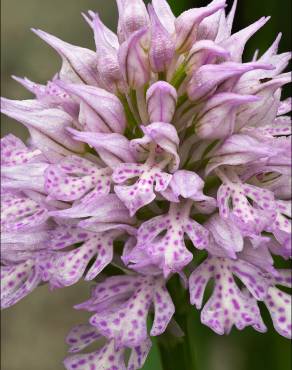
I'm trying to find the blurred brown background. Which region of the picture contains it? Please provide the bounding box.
[1,0,291,369]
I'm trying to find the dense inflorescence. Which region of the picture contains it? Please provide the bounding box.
[1,0,291,369]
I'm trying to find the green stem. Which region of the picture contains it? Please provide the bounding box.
[158,316,197,370]
[158,276,198,370]
[176,93,188,109]
[117,92,142,138]
[170,62,187,89]
[129,89,140,120]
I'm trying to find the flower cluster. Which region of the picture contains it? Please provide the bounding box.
[1,0,291,369]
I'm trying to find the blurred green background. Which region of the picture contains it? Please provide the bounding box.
[1,1,291,369]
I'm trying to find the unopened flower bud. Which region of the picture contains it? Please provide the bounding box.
[188,62,274,102]
[84,12,124,93]
[31,28,99,86]
[185,40,229,74]
[175,1,225,53]
[146,81,177,123]
[116,0,149,42]
[148,4,175,73]
[195,93,259,139]
[57,81,126,134]
[118,27,151,89]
